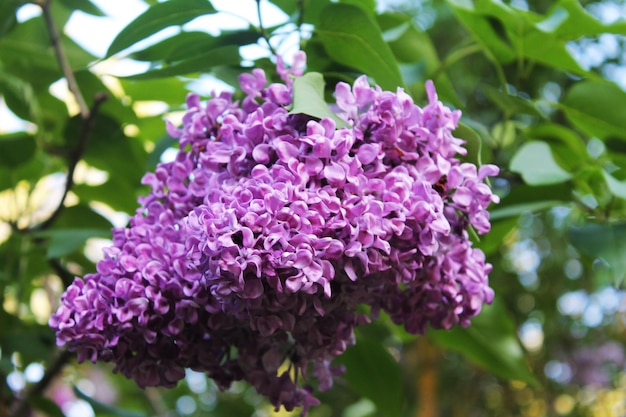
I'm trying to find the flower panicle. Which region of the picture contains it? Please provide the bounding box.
[50,51,498,414]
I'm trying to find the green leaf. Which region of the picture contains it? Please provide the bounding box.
[132,29,259,63]
[58,0,105,16]
[0,322,55,365]
[603,171,626,200]
[525,123,588,173]
[336,335,405,417]
[51,204,114,231]
[445,0,516,64]
[124,45,241,80]
[37,229,111,258]
[490,200,566,221]
[0,132,36,168]
[0,71,42,124]
[455,122,483,166]
[30,396,66,417]
[510,141,572,185]
[146,134,177,170]
[106,0,217,57]
[545,0,626,39]
[429,300,538,386]
[290,72,348,128]
[482,85,543,117]
[569,223,626,286]
[316,4,404,91]
[64,113,146,183]
[121,77,187,103]
[0,0,22,38]
[74,386,148,417]
[561,80,626,141]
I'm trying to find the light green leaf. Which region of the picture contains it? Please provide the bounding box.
[290,72,348,128]
[124,45,241,80]
[429,301,538,386]
[106,0,217,57]
[603,171,626,200]
[316,4,404,90]
[510,141,573,185]
[561,80,626,141]
[525,123,588,172]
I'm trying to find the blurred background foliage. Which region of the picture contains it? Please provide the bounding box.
[1,0,626,416]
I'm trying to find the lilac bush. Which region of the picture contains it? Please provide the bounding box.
[49,53,499,413]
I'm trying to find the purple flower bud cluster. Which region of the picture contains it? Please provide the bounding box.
[49,52,499,414]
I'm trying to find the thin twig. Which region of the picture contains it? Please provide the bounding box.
[38,0,89,119]
[35,92,108,231]
[255,0,278,56]
[8,349,72,417]
[49,258,75,288]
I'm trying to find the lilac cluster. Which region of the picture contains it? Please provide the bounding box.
[49,52,499,413]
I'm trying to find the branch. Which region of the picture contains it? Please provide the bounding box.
[255,0,278,56]
[36,92,108,232]
[38,0,89,119]
[8,349,72,417]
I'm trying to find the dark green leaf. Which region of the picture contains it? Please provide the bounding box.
[475,217,518,256]
[569,223,626,286]
[482,85,543,117]
[445,0,516,63]
[429,301,538,386]
[39,229,111,258]
[561,80,626,141]
[131,29,259,63]
[455,122,483,166]
[0,132,36,168]
[124,45,241,80]
[490,201,566,221]
[51,204,114,231]
[337,335,405,417]
[106,0,217,57]
[316,4,404,91]
[0,323,55,364]
[73,180,141,214]
[30,396,66,417]
[74,387,148,417]
[146,134,176,170]
[510,141,572,185]
[0,71,42,124]
[290,72,348,128]
[64,113,146,183]
[73,70,138,124]
[0,0,22,38]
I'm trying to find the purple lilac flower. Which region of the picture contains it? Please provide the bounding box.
[49,51,499,414]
